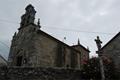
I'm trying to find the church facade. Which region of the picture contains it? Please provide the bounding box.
[8,4,90,69]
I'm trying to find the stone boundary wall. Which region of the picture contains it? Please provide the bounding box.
[0,67,82,80]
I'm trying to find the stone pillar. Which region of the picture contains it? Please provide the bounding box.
[95,36,105,80]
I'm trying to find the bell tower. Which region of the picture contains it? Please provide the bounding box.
[19,4,36,30]
[8,4,38,67]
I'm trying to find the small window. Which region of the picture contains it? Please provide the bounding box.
[16,56,23,66]
[33,28,36,31]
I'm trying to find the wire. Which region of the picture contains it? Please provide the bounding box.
[0,19,19,24]
[0,41,9,59]
[42,25,116,35]
[0,41,10,49]
[0,51,8,60]
[0,18,118,35]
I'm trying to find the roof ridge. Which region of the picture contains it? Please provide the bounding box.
[101,32,120,50]
[72,44,90,52]
[37,30,82,53]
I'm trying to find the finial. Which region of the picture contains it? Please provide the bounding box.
[25,4,34,11]
[64,37,66,40]
[37,18,41,28]
[25,4,36,14]
[13,32,17,37]
[78,38,80,45]
[87,46,90,51]
[63,37,66,42]
[13,32,17,39]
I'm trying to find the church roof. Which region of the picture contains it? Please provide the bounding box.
[101,32,120,50]
[72,45,90,52]
[34,24,82,54]
[37,30,81,53]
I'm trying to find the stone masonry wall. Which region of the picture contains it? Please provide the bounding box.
[101,35,120,73]
[0,67,82,80]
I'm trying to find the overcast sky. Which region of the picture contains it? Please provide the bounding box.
[0,0,120,59]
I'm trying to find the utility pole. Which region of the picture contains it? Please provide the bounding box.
[95,36,105,80]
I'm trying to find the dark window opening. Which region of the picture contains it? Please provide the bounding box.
[71,52,77,68]
[56,44,65,67]
[16,56,23,66]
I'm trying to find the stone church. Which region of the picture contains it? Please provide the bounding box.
[8,4,90,69]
